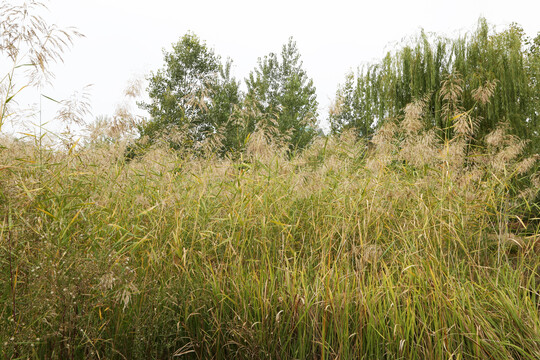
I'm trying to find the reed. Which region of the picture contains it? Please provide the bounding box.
[1,101,538,358]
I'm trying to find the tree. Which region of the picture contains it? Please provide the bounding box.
[246,38,319,152]
[329,70,376,138]
[330,19,540,153]
[138,32,241,152]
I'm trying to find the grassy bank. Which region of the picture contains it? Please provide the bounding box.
[1,115,539,359]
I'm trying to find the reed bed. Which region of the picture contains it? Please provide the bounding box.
[1,111,539,359]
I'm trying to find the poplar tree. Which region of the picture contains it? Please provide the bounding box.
[246,37,319,151]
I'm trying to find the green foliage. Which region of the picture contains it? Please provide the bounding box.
[135,36,320,157]
[329,71,376,138]
[138,33,241,152]
[330,19,540,152]
[246,37,319,152]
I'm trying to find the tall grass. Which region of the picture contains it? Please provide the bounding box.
[1,100,539,358]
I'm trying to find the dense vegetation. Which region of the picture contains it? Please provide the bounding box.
[137,33,243,155]
[134,35,318,157]
[1,2,539,359]
[329,19,540,152]
[2,107,539,359]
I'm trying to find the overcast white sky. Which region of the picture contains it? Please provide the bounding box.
[6,0,540,133]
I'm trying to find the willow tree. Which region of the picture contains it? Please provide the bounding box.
[330,19,540,151]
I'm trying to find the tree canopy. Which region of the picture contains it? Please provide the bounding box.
[138,32,241,152]
[137,21,539,158]
[330,19,540,152]
[246,38,319,152]
[136,35,320,156]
